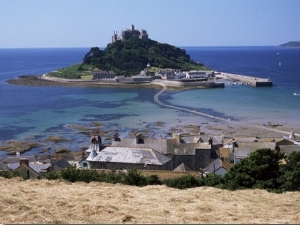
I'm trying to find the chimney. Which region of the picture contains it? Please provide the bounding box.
[20,158,29,167]
[113,132,120,141]
[173,133,181,144]
[136,133,144,144]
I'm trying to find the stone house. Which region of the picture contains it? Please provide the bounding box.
[86,132,217,171]
[203,158,233,176]
[220,136,297,164]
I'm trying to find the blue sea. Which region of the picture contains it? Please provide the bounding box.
[0,46,300,158]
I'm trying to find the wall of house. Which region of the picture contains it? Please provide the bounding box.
[214,167,227,176]
[88,161,173,171]
[173,155,195,170]
[195,149,212,170]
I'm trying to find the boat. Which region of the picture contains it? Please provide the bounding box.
[293,92,299,96]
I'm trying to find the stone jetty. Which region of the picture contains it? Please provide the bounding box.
[219,72,273,87]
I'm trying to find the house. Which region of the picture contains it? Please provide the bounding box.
[173,162,193,172]
[185,71,208,79]
[220,136,296,164]
[203,158,233,176]
[86,132,216,171]
[278,145,300,157]
[15,163,40,179]
[87,146,172,170]
[51,158,71,171]
[0,161,9,171]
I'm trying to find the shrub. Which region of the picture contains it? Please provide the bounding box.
[0,170,21,179]
[42,171,61,180]
[123,168,147,186]
[146,174,162,185]
[164,174,201,189]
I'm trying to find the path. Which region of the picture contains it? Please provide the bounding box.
[153,81,228,122]
[152,81,300,136]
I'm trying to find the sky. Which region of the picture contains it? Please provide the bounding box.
[1,0,300,48]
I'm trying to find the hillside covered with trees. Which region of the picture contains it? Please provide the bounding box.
[83,38,208,76]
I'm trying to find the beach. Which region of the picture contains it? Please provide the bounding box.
[1,46,300,158]
[6,74,300,139]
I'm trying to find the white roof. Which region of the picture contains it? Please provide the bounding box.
[88,147,171,165]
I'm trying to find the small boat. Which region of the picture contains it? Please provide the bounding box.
[294,92,299,96]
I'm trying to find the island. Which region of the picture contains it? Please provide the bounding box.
[7,24,272,88]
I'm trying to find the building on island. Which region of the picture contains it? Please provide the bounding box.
[185,71,208,79]
[112,24,148,43]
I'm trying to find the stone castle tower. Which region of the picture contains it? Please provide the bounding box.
[112,24,148,43]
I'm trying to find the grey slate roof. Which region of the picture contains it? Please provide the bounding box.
[278,145,300,156]
[29,162,52,173]
[203,159,232,173]
[87,147,171,165]
[234,142,276,158]
[173,162,193,172]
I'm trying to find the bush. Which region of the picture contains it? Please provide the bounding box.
[60,167,81,182]
[42,171,61,180]
[106,170,125,184]
[164,174,201,189]
[0,170,21,179]
[123,168,147,186]
[200,173,224,187]
[146,174,162,185]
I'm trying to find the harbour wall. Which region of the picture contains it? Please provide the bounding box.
[220,72,273,87]
[153,79,224,88]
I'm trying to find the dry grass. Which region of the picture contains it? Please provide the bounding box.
[0,177,299,224]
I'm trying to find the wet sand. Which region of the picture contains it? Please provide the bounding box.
[6,74,300,140]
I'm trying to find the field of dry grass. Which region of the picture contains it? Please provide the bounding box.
[0,177,299,224]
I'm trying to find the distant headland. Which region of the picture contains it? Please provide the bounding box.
[280,41,300,47]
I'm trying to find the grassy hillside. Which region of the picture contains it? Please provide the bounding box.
[1,177,299,224]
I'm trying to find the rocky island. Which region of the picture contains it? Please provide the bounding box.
[8,24,273,88]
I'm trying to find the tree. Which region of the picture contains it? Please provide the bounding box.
[223,148,285,190]
[279,151,300,191]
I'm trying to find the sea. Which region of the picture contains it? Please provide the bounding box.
[0,46,300,158]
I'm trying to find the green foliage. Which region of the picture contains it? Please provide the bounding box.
[41,171,61,180]
[278,151,300,191]
[48,64,92,79]
[83,38,208,76]
[60,166,82,182]
[199,173,224,188]
[223,149,285,190]
[164,174,201,189]
[105,170,125,184]
[122,168,147,186]
[0,170,21,179]
[146,174,162,185]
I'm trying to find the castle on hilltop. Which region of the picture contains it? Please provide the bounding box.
[112,24,148,43]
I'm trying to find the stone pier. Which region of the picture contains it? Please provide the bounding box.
[221,72,273,87]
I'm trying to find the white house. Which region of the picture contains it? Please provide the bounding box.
[186,71,208,79]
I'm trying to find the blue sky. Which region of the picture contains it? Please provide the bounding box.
[1,0,299,48]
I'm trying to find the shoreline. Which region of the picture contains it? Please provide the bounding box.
[6,74,300,138]
[4,74,300,150]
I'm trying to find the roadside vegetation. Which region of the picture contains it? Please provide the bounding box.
[1,149,299,193]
